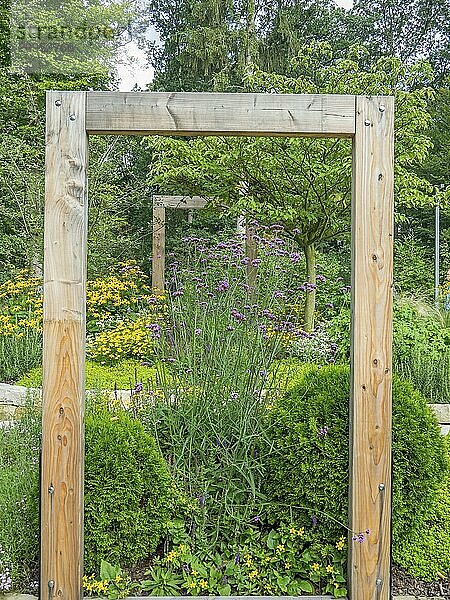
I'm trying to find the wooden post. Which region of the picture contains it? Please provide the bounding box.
[41,91,88,600]
[152,203,166,290]
[349,96,394,600]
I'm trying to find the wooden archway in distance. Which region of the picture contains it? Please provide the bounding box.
[151,195,257,291]
[42,91,394,600]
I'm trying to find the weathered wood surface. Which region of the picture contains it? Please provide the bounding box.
[152,205,166,290]
[349,95,394,600]
[86,92,356,137]
[41,91,88,600]
[153,195,209,209]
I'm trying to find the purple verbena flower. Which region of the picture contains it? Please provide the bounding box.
[146,323,161,339]
[217,278,230,292]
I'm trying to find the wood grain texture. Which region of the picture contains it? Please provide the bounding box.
[349,96,394,600]
[41,91,88,600]
[152,206,166,290]
[86,92,356,137]
[153,195,209,209]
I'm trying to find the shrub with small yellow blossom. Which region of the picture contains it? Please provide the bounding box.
[86,263,168,365]
[83,560,135,600]
[139,521,347,597]
[0,270,43,337]
[0,270,43,381]
[87,317,157,364]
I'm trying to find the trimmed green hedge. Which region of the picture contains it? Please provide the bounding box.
[84,409,176,572]
[17,359,158,390]
[263,364,449,558]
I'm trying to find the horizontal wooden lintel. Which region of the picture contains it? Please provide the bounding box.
[153,195,209,209]
[85,91,356,137]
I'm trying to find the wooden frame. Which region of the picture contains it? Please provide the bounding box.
[42,91,394,600]
[151,195,258,291]
[152,195,209,290]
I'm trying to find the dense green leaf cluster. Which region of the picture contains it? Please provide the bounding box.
[262,365,448,559]
[84,409,176,572]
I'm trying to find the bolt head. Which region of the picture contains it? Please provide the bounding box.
[378,482,385,491]
[379,104,386,112]
[364,119,371,126]
[376,578,383,586]
[69,114,76,121]
[55,100,61,106]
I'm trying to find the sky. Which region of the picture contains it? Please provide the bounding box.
[117,0,354,91]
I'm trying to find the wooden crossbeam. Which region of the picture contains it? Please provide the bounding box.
[86,92,356,137]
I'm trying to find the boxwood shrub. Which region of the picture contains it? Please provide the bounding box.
[84,409,176,573]
[262,364,449,552]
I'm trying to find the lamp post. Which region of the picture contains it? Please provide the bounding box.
[435,197,440,307]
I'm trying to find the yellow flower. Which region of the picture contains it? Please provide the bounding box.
[276,544,285,553]
[289,527,296,534]
[297,527,304,536]
[166,550,177,562]
[336,536,346,550]
[284,561,291,569]
[312,563,320,572]
[191,570,199,576]
[199,579,208,589]
[326,565,334,574]
[248,569,259,580]
[188,581,196,589]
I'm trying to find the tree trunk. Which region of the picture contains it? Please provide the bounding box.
[303,243,316,332]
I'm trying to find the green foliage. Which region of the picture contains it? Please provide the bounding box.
[393,296,450,363]
[0,403,176,591]
[141,522,347,597]
[397,348,450,404]
[262,365,448,549]
[350,0,450,78]
[327,295,450,368]
[84,409,175,572]
[17,359,158,390]
[148,44,435,328]
[0,329,42,383]
[83,561,137,600]
[394,436,450,580]
[394,236,434,297]
[0,400,40,591]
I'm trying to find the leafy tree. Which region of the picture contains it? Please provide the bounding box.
[147,44,435,330]
[349,0,450,80]
[148,0,350,92]
[0,1,152,278]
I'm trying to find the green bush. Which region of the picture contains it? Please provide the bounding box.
[0,330,42,383]
[17,359,158,390]
[263,365,448,552]
[326,296,450,367]
[393,237,434,298]
[0,403,175,591]
[84,409,175,573]
[394,436,450,580]
[0,400,40,591]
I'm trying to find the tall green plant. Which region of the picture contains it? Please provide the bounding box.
[141,234,304,548]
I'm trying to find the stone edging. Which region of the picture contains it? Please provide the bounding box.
[1,383,450,434]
